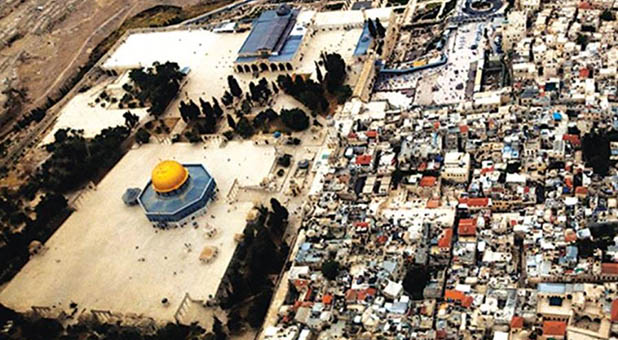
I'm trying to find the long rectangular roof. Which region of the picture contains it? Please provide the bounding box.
[238,9,297,56]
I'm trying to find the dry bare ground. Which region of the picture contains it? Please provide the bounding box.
[0,0,218,130]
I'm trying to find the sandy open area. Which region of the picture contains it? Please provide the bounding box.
[41,80,149,144]
[0,141,276,322]
[101,26,366,118]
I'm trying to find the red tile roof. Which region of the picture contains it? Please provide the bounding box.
[365,130,378,138]
[322,294,333,305]
[444,289,465,301]
[562,134,581,146]
[611,300,618,322]
[511,316,524,329]
[564,229,577,243]
[355,155,372,165]
[543,321,567,336]
[426,199,440,209]
[602,263,618,275]
[438,229,453,248]
[420,176,437,187]
[575,186,588,196]
[462,295,473,308]
[345,288,376,302]
[458,218,477,236]
[459,197,490,207]
[459,125,469,133]
[578,1,592,9]
[579,68,590,78]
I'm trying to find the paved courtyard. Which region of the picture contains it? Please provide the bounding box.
[0,141,276,323]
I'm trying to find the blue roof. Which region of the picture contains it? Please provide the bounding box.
[238,7,296,56]
[269,34,303,62]
[354,22,372,56]
[139,164,214,216]
[538,283,566,294]
[553,112,562,120]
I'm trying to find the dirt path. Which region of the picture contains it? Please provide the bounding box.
[33,3,137,108]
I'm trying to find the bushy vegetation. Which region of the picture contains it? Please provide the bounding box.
[39,127,130,193]
[220,199,290,330]
[128,62,185,116]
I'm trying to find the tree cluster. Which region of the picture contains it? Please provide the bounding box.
[123,111,140,129]
[402,266,431,300]
[14,108,46,131]
[179,96,225,137]
[277,74,329,113]
[280,108,310,132]
[129,61,185,116]
[366,18,386,40]
[321,260,341,280]
[582,130,611,176]
[0,302,208,340]
[220,200,290,329]
[39,127,130,193]
[601,9,615,21]
[276,52,351,113]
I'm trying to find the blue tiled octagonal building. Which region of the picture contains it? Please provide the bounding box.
[138,160,216,226]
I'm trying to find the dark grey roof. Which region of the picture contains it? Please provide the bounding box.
[122,188,141,206]
[238,6,297,56]
[351,1,372,10]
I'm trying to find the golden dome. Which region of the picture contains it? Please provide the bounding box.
[151,160,189,193]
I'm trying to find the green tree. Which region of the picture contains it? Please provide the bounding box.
[402,266,430,300]
[226,115,236,130]
[280,108,310,131]
[601,9,615,21]
[315,61,323,83]
[324,53,347,93]
[576,34,589,50]
[227,310,243,333]
[227,75,243,98]
[334,84,353,104]
[200,98,214,118]
[123,111,139,129]
[375,17,386,38]
[129,62,184,116]
[247,290,273,328]
[213,316,227,340]
[367,18,377,39]
[212,98,224,118]
[321,260,340,280]
[582,130,610,176]
[135,128,151,144]
[235,117,254,139]
[35,193,67,224]
[222,91,234,106]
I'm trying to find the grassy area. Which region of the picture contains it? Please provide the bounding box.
[426,2,441,10]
